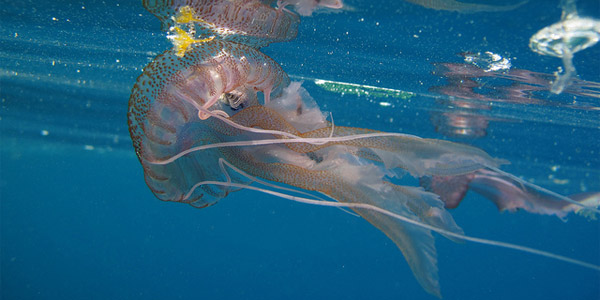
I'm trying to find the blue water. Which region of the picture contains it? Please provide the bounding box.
[1,0,599,299]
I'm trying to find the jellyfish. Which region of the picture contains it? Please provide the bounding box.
[529,0,600,94]
[128,41,600,298]
[128,0,600,297]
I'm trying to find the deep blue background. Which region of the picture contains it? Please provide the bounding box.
[1,0,599,299]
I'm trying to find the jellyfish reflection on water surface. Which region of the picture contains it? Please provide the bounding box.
[127,0,600,297]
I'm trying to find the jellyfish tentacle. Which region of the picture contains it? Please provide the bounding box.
[212,147,459,298]
[178,154,600,298]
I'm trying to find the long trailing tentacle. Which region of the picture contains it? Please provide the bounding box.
[181,157,600,272]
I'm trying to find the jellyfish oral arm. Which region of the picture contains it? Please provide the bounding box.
[183,158,600,272]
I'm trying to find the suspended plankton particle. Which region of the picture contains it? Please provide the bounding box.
[529,16,600,94]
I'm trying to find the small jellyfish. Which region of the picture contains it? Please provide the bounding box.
[529,0,600,94]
